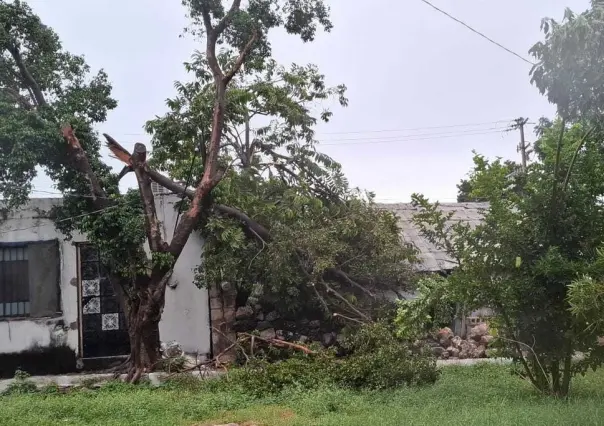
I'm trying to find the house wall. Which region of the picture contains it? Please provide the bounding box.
[154,192,211,356]
[0,199,82,358]
[0,195,211,368]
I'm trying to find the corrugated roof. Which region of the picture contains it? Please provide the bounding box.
[376,203,488,272]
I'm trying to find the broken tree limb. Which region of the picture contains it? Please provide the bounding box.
[130,143,167,253]
[239,333,316,355]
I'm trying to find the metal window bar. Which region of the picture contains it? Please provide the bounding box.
[0,246,30,318]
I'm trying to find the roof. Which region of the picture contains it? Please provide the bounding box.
[376,202,488,272]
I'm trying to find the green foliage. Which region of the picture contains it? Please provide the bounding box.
[530,2,604,120]
[5,366,604,425]
[219,323,438,397]
[184,0,332,72]
[147,2,414,320]
[200,177,416,317]
[2,370,37,395]
[456,154,522,203]
[408,118,604,396]
[0,0,117,207]
[333,322,439,390]
[394,276,455,340]
[0,1,146,282]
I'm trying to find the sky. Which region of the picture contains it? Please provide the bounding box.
[25,0,591,203]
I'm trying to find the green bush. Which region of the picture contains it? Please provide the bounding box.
[223,323,439,396]
[2,370,38,395]
[332,322,440,390]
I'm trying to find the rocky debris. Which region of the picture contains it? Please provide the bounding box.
[437,327,454,347]
[447,346,460,358]
[480,334,494,346]
[468,323,488,342]
[451,336,462,348]
[260,328,276,340]
[236,306,254,320]
[428,323,493,360]
[160,341,183,358]
[256,321,272,331]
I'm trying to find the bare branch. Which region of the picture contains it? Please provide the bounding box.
[130,143,167,253]
[61,125,111,208]
[324,268,375,298]
[199,0,244,80]
[321,279,371,321]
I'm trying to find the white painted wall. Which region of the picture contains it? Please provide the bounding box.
[155,192,211,356]
[0,196,211,358]
[0,198,84,354]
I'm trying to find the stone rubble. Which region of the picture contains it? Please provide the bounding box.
[429,324,492,360]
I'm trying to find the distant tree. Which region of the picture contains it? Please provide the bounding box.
[456,155,520,202]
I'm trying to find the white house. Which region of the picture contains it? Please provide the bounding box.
[0,187,211,376]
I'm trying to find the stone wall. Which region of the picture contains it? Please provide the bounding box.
[209,282,237,362]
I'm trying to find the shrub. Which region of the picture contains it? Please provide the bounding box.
[2,369,38,395]
[224,322,439,396]
[332,322,440,389]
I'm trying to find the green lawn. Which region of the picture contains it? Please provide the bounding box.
[2,364,604,426]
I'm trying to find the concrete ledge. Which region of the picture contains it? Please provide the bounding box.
[0,369,223,393]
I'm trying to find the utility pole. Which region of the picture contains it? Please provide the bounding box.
[512,117,529,172]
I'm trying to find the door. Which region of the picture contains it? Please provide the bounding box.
[79,244,130,358]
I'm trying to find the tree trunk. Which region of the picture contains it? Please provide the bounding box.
[124,275,166,383]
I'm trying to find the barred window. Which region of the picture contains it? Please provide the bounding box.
[0,246,30,318]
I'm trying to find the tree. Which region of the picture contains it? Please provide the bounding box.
[456,155,521,202]
[398,118,604,397]
[0,0,336,382]
[141,22,416,321]
[530,1,604,123]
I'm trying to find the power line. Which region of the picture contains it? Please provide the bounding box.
[111,119,517,138]
[319,126,507,143]
[109,127,512,149]
[321,129,508,146]
[419,0,535,66]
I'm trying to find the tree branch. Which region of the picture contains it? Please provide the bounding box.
[223,30,259,84]
[130,143,167,253]
[215,0,243,37]
[61,125,111,209]
[199,0,244,81]
[324,268,376,298]
[7,44,46,107]
[321,279,371,321]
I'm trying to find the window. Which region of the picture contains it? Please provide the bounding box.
[0,245,30,318]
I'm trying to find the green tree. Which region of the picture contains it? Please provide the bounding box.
[0,0,336,381]
[529,1,604,373]
[399,119,604,397]
[456,156,520,202]
[140,24,416,320]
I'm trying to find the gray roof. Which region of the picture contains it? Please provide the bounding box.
[376,203,488,272]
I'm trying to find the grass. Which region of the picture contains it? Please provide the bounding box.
[2,364,604,426]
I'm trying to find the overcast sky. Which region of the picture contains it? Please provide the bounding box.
[26,0,590,202]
